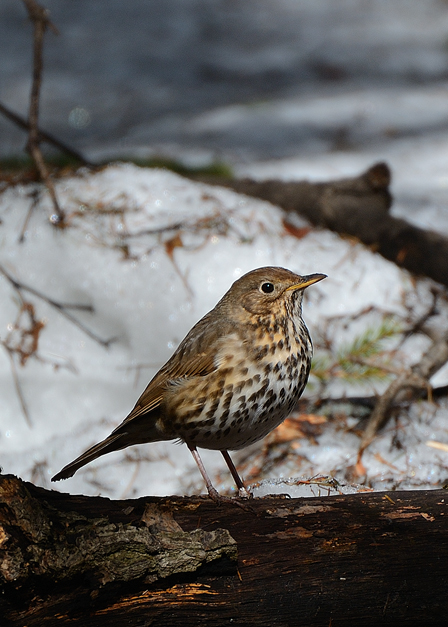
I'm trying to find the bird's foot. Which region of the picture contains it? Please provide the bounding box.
[238,486,253,499]
[206,486,254,511]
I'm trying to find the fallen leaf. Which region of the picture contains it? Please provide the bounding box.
[283,219,310,240]
[164,233,183,259]
[296,413,327,424]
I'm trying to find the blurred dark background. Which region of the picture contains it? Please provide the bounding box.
[2,0,448,162]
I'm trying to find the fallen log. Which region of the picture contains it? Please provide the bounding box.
[198,163,448,288]
[1,474,447,626]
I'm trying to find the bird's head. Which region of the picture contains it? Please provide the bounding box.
[220,266,326,318]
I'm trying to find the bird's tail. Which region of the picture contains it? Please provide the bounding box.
[51,432,127,481]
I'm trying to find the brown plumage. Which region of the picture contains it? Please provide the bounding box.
[52,266,326,501]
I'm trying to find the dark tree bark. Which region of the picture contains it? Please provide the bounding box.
[1,474,447,626]
[198,163,448,288]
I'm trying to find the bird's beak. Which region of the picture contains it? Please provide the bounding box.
[286,273,327,291]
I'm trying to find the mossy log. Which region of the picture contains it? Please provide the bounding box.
[1,474,447,626]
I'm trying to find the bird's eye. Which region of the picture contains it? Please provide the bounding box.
[260,282,275,294]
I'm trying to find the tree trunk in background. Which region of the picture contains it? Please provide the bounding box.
[198,163,448,288]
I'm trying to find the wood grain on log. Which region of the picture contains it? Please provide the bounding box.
[1,474,447,626]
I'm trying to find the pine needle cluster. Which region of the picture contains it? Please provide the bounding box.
[311,317,401,387]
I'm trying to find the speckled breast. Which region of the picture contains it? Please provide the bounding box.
[163,320,313,451]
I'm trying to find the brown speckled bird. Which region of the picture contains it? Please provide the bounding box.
[52,267,326,501]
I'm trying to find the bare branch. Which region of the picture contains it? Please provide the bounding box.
[19,188,41,243]
[397,286,441,348]
[0,101,95,167]
[0,263,115,348]
[200,163,448,289]
[1,344,32,427]
[361,330,448,450]
[22,0,65,225]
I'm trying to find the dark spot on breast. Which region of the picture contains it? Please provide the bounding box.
[206,397,221,419]
[262,391,278,410]
[219,408,230,424]
[223,391,233,409]
[254,346,269,361]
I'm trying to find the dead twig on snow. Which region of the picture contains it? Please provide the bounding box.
[1,343,32,427]
[360,331,448,452]
[19,188,41,243]
[0,263,115,347]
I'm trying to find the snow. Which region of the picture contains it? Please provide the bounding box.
[2,1,448,499]
[1,162,447,499]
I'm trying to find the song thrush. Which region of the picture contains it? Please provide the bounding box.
[52,266,326,501]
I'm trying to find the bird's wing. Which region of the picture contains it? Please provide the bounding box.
[122,349,216,423]
[116,311,235,428]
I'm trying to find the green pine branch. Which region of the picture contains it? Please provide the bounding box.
[311,317,402,386]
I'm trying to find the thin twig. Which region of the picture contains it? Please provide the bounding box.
[1,344,32,427]
[22,0,65,225]
[360,329,448,451]
[0,263,115,347]
[124,222,188,238]
[19,188,41,243]
[349,355,403,376]
[398,287,440,348]
[0,101,95,167]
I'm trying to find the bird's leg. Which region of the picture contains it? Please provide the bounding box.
[187,444,253,509]
[187,444,222,503]
[221,450,252,499]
